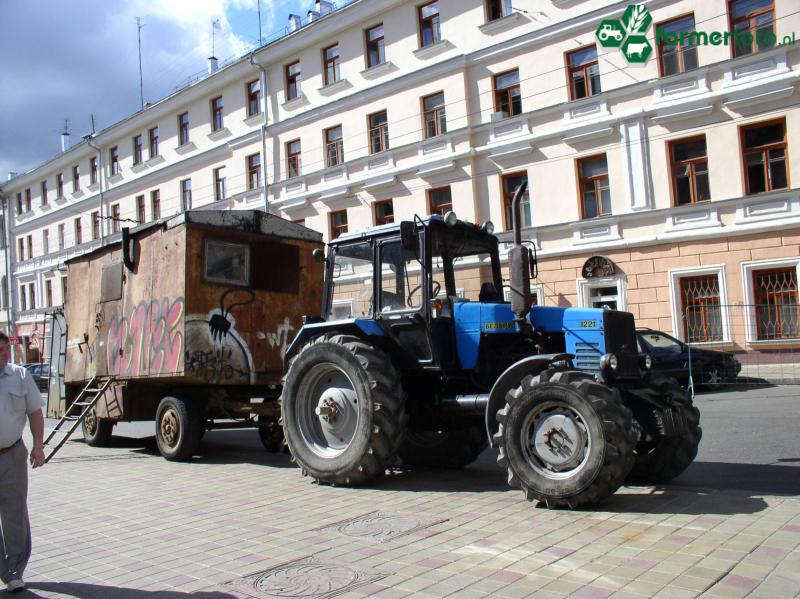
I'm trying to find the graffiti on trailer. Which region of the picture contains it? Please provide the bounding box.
[106,297,185,377]
[256,317,296,358]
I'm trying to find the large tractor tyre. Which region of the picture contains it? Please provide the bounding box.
[155,396,203,461]
[628,374,702,484]
[495,370,636,509]
[281,334,406,485]
[258,415,287,453]
[399,425,488,469]
[81,408,115,447]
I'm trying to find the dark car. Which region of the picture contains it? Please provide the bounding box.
[23,362,50,392]
[636,328,741,388]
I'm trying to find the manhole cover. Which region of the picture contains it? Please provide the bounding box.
[221,555,386,599]
[322,510,447,543]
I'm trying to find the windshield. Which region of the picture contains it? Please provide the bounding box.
[430,224,501,301]
[640,331,683,352]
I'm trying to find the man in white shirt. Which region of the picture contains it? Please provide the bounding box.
[0,332,45,593]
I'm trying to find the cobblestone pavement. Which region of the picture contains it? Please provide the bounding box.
[14,411,800,599]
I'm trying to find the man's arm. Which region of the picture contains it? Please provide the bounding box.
[28,410,45,468]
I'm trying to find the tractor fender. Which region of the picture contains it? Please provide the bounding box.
[485,353,573,445]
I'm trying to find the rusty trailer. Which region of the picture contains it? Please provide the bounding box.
[48,210,323,459]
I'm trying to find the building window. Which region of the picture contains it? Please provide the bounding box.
[28,283,35,310]
[680,275,723,342]
[578,155,611,219]
[211,96,224,132]
[493,69,521,118]
[374,200,394,225]
[19,286,26,312]
[133,135,143,165]
[40,180,47,206]
[91,211,100,240]
[58,224,65,250]
[111,203,120,233]
[428,186,452,215]
[17,238,24,262]
[178,112,190,145]
[502,172,531,230]
[151,190,161,220]
[422,92,446,138]
[365,24,385,68]
[730,0,775,57]
[15,193,21,215]
[418,1,441,47]
[368,110,389,154]
[26,235,32,259]
[246,79,261,117]
[180,179,192,211]
[72,165,80,192]
[136,195,146,224]
[214,167,226,201]
[109,146,120,175]
[285,62,301,101]
[753,268,798,340]
[287,139,301,178]
[61,277,67,305]
[247,153,261,190]
[657,14,699,76]
[42,229,49,255]
[323,44,340,86]
[56,173,64,198]
[148,126,159,159]
[74,218,82,245]
[24,189,31,212]
[325,126,344,167]
[670,136,710,205]
[330,209,348,239]
[741,119,788,194]
[45,280,53,308]
[486,0,512,21]
[567,45,601,100]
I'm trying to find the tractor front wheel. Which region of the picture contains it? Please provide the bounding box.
[399,425,488,469]
[495,370,635,508]
[281,334,406,485]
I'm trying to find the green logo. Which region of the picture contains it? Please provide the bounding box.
[596,4,653,64]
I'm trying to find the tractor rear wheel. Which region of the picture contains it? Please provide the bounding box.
[399,425,487,469]
[495,370,635,508]
[627,374,701,484]
[281,334,406,485]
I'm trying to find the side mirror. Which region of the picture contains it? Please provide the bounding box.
[400,221,417,252]
[312,248,326,262]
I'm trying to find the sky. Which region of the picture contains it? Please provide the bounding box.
[0,0,311,180]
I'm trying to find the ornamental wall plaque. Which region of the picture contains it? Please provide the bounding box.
[582,256,615,278]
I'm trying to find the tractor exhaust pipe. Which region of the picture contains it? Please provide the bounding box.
[440,394,489,413]
[508,182,532,335]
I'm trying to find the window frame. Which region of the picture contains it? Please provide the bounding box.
[109,146,120,175]
[374,199,394,225]
[368,110,389,155]
[210,96,224,132]
[485,0,511,22]
[58,223,65,250]
[178,112,190,146]
[418,1,441,48]
[427,186,453,216]
[668,135,710,206]
[566,44,601,101]
[89,156,98,185]
[40,180,47,206]
[204,239,251,287]
[214,166,226,201]
[656,13,699,77]
[91,211,100,241]
[365,24,385,68]
[180,178,192,211]
[422,91,446,139]
[668,265,731,344]
[325,125,344,168]
[136,195,146,224]
[501,171,531,231]
[42,229,49,255]
[576,153,612,220]
[329,209,348,239]
[151,189,161,220]
[72,165,80,192]
[740,118,789,195]
[246,79,261,117]
[24,188,31,212]
[493,69,521,117]
[111,203,120,234]
[148,126,159,159]
[132,134,143,165]
[741,258,800,342]
[286,139,301,179]
[728,0,776,58]
[285,61,301,101]
[74,217,82,245]
[246,153,261,190]
[322,44,341,86]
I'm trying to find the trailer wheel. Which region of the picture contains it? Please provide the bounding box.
[81,408,114,446]
[399,426,487,469]
[281,334,406,485]
[258,415,286,453]
[495,370,635,509]
[155,396,202,461]
[627,374,701,484]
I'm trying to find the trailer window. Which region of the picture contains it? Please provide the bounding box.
[205,240,250,286]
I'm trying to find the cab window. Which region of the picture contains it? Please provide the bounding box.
[379,240,422,312]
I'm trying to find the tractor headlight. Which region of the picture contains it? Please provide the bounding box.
[482,220,495,234]
[444,211,458,227]
[600,353,618,371]
[644,354,653,370]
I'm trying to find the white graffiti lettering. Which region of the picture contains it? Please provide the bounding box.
[257,317,295,358]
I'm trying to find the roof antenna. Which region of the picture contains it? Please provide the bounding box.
[136,17,146,110]
[212,18,221,57]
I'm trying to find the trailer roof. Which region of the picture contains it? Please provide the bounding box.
[66,209,322,264]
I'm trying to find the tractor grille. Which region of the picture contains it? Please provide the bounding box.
[574,341,601,371]
[603,310,637,354]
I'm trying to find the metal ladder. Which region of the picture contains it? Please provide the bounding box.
[43,376,115,463]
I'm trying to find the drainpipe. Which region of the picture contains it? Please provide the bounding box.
[0,189,16,338]
[84,135,105,245]
[250,52,269,213]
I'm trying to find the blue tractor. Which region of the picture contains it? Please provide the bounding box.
[281,185,700,508]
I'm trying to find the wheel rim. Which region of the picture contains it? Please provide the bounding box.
[160,406,181,448]
[706,367,721,385]
[296,362,359,458]
[84,409,97,436]
[520,400,591,479]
